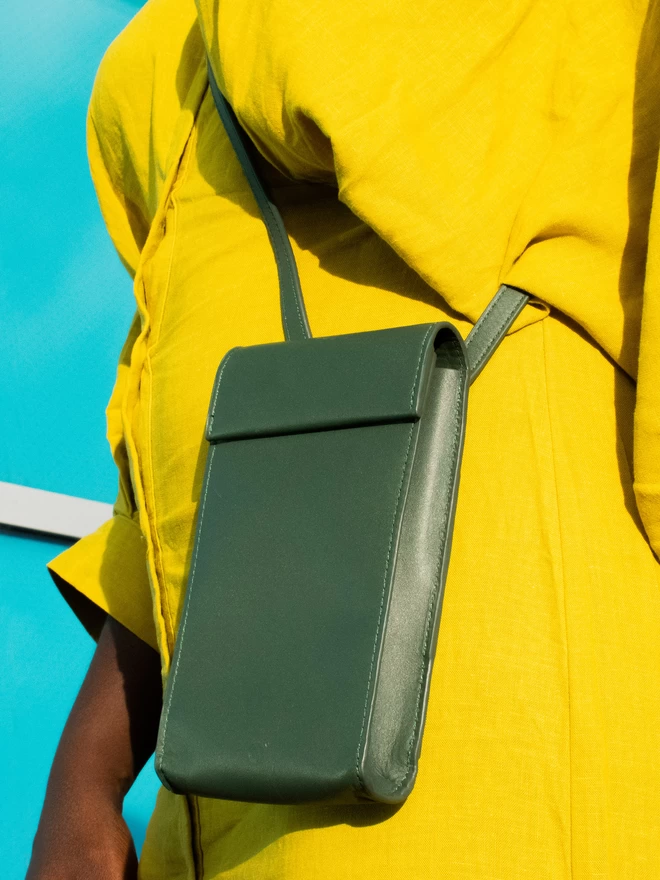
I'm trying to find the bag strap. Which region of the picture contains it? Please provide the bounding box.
[209,67,311,343]
[208,64,529,380]
[465,285,529,382]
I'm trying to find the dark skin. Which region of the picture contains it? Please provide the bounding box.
[26,616,163,880]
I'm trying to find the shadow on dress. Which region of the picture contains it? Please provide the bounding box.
[615,0,660,545]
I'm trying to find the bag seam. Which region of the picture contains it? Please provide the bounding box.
[206,348,241,435]
[469,290,524,377]
[165,325,435,786]
[208,325,436,436]
[159,441,217,759]
[354,420,416,791]
[409,325,436,406]
[396,337,465,792]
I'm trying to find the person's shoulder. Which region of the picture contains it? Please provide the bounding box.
[94,0,201,103]
[90,0,203,216]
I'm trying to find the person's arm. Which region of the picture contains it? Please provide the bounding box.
[26,615,162,880]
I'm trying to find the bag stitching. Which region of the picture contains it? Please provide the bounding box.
[467,286,502,348]
[471,306,516,376]
[208,323,435,438]
[166,327,434,781]
[468,288,527,377]
[409,325,436,407]
[395,338,466,792]
[354,420,416,791]
[206,348,240,435]
[159,441,218,756]
[354,325,435,788]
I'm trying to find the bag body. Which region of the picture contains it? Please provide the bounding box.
[156,322,468,803]
[155,64,529,805]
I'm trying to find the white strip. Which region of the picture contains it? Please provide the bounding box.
[0,481,113,540]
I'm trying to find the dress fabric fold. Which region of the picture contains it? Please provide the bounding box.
[48,0,660,876]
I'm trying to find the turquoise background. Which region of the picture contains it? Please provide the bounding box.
[0,1,159,876]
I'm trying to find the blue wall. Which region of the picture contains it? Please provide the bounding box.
[0,1,159,876]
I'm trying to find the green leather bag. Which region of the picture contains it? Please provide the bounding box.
[155,66,529,805]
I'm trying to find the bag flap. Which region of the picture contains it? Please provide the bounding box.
[206,323,448,442]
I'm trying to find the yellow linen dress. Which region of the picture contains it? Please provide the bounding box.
[49,0,660,877]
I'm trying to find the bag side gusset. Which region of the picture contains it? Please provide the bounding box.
[359,326,470,802]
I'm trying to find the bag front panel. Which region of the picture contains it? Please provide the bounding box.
[158,419,418,803]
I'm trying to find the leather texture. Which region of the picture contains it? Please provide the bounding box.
[156,322,469,803]
[205,324,438,442]
[155,64,531,805]
[465,284,530,382]
[360,328,468,800]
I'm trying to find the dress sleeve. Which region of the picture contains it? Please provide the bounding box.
[46,23,161,649]
[47,313,158,651]
[48,0,204,650]
[82,27,154,278]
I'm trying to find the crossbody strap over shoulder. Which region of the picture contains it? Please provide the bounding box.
[207,64,529,380]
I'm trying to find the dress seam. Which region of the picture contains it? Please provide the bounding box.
[193,795,205,879]
[142,85,204,654]
[143,350,175,648]
[541,317,575,880]
[182,794,203,880]
[144,177,182,649]
[148,121,197,355]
